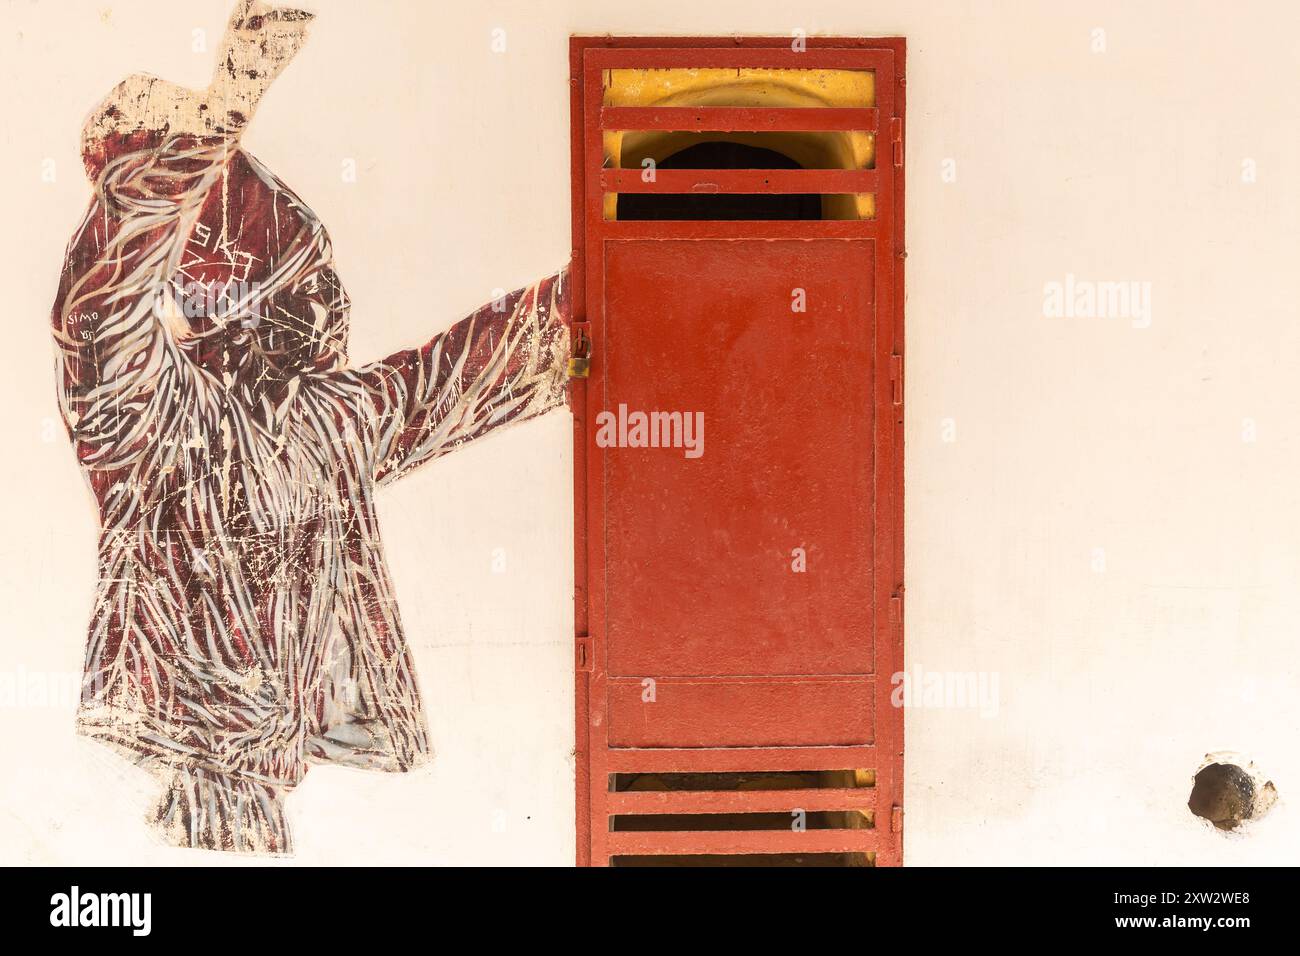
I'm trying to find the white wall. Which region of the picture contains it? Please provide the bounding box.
[1,0,1296,865]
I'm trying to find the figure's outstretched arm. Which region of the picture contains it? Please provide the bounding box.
[356,268,571,485]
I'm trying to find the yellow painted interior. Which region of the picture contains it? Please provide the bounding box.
[602,68,876,220]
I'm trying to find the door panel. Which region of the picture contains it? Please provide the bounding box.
[607,677,876,748]
[604,239,876,679]
[569,36,905,867]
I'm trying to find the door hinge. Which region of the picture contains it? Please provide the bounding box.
[575,636,593,673]
[891,805,903,833]
[888,594,903,625]
[890,117,904,168]
[890,353,903,405]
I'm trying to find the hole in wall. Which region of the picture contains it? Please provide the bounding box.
[1187,754,1277,832]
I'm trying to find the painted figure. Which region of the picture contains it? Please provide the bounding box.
[52,1,570,852]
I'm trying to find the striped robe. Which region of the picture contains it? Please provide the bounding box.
[52,132,569,853]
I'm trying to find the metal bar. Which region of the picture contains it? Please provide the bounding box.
[576,36,902,51]
[606,745,878,773]
[608,787,878,814]
[581,51,615,866]
[885,37,908,870]
[568,35,592,869]
[587,47,893,71]
[866,44,905,869]
[607,829,879,856]
[599,220,878,240]
[600,168,878,194]
[605,674,876,685]
[601,106,879,132]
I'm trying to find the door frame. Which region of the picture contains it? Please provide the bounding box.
[567,34,906,866]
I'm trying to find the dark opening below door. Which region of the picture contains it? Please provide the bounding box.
[616,142,823,221]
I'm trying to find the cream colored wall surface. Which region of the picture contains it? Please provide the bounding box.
[2,0,1297,865]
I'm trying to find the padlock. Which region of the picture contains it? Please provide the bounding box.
[568,328,591,379]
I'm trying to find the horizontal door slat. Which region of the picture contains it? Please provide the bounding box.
[601,168,878,194]
[601,106,879,132]
[586,47,893,71]
[608,787,878,814]
[599,220,878,239]
[606,745,878,773]
[608,829,878,855]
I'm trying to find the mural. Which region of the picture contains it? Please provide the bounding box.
[50,1,570,853]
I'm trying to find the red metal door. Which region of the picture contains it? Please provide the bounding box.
[569,37,905,866]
